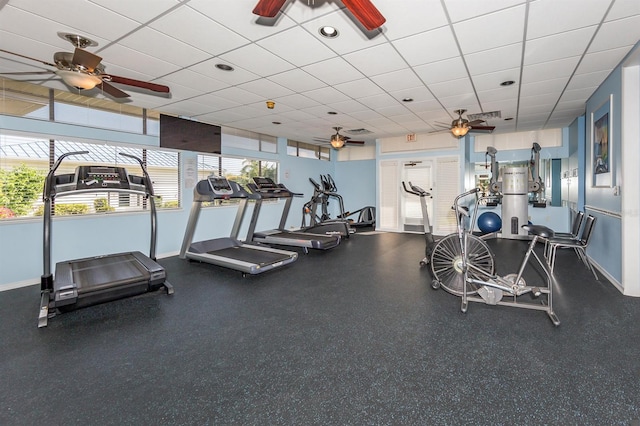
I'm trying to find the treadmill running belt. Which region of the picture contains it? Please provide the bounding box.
[213,246,291,266]
[71,254,151,292]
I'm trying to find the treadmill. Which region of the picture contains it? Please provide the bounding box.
[39,151,173,328]
[179,176,298,275]
[245,177,340,253]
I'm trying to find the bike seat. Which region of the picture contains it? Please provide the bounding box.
[522,224,554,238]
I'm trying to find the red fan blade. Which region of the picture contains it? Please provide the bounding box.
[252,0,288,17]
[105,75,170,93]
[345,140,365,145]
[0,48,56,67]
[468,119,485,126]
[341,0,386,30]
[72,48,102,72]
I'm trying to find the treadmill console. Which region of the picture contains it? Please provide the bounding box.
[207,176,234,196]
[252,176,279,190]
[53,165,146,194]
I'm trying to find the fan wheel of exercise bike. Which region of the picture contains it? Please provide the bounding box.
[430,234,495,295]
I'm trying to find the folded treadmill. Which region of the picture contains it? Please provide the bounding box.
[38,151,173,328]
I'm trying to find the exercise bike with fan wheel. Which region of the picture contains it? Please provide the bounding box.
[429,188,560,326]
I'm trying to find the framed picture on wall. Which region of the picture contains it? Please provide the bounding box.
[591,94,614,187]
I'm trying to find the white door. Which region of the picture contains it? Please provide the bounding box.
[401,160,434,233]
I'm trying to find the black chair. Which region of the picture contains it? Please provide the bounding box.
[545,215,598,280]
[556,210,584,239]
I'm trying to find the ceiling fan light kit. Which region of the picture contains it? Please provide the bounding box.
[56,70,101,90]
[330,135,345,149]
[0,33,170,99]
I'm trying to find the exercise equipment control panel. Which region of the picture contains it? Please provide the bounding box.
[53,165,146,194]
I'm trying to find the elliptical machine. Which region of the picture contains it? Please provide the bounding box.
[402,181,436,267]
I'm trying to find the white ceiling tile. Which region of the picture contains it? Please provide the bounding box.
[454,5,527,54]
[0,6,107,53]
[589,15,640,53]
[257,26,336,67]
[370,69,423,92]
[237,79,294,100]
[150,6,250,56]
[189,59,260,86]
[578,47,632,75]
[393,27,459,67]
[606,0,640,21]
[267,68,327,93]
[442,0,526,24]
[209,86,265,106]
[343,43,408,77]
[1,0,637,140]
[566,70,611,92]
[356,93,401,109]
[187,0,298,38]
[159,69,228,93]
[219,44,295,78]
[334,78,384,98]
[302,57,364,85]
[8,0,140,42]
[466,43,522,76]
[527,0,610,39]
[377,0,448,40]
[330,99,370,114]
[276,93,321,110]
[413,57,468,85]
[388,86,436,104]
[524,27,595,65]
[98,44,180,77]
[560,87,597,103]
[300,10,387,56]
[118,27,211,67]
[88,0,181,23]
[477,84,519,103]
[302,86,351,104]
[521,57,580,84]
[429,77,474,98]
[472,67,520,92]
[376,104,416,118]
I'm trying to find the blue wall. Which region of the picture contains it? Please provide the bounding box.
[583,55,626,284]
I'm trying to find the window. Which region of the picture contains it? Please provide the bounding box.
[0,134,180,220]
[223,127,278,153]
[287,139,330,161]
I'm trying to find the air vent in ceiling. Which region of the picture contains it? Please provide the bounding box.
[467,111,501,121]
[345,128,372,135]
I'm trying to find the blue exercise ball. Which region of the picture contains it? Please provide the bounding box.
[478,212,502,234]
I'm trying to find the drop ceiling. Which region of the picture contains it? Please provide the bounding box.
[1,0,639,144]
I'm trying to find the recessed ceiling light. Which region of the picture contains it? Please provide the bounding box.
[327,111,338,115]
[319,26,339,38]
[272,121,281,125]
[504,117,514,121]
[500,80,515,86]
[402,98,414,102]
[215,63,234,71]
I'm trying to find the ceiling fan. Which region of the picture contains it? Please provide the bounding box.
[252,0,386,31]
[315,127,366,149]
[447,109,496,138]
[0,32,170,99]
